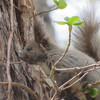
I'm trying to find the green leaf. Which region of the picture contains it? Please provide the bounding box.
[64,17,70,21]
[57,0,67,9]
[89,88,99,98]
[74,21,84,26]
[67,16,80,26]
[53,0,58,5]
[54,21,67,25]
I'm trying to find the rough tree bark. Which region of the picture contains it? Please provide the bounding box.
[0,0,50,100]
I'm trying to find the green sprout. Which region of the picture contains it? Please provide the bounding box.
[53,0,67,9]
[54,16,84,26]
[82,84,99,98]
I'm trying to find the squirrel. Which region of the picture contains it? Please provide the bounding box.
[20,8,100,100]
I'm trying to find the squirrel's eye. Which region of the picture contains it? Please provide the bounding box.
[27,47,32,51]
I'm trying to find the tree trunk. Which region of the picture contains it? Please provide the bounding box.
[0,0,50,100]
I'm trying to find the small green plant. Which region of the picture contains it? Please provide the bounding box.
[53,0,84,27]
[89,88,99,98]
[82,84,99,98]
[54,16,84,27]
[53,0,67,9]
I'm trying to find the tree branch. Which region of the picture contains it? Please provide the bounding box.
[50,26,72,100]
[55,62,100,72]
[0,82,38,100]
[35,7,58,16]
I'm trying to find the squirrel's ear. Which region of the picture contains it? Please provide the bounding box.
[34,16,48,45]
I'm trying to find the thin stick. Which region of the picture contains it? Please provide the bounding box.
[55,62,100,72]
[0,82,38,100]
[50,26,72,100]
[39,44,58,90]
[6,0,13,100]
[50,26,72,81]
[59,71,83,90]
[51,67,100,99]
[88,80,100,88]
[0,59,23,64]
[39,44,53,68]
[62,72,88,91]
[51,91,57,100]
[35,7,58,16]
[10,61,23,64]
[61,67,100,91]
[51,71,83,100]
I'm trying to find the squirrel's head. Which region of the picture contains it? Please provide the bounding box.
[20,16,50,64]
[20,40,46,64]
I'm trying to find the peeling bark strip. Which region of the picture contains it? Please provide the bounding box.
[0,0,51,100]
[6,0,14,100]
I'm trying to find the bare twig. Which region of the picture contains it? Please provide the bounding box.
[6,0,14,100]
[35,7,58,16]
[60,66,100,91]
[50,26,72,82]
[51,63,100,99]
[0,82,38,100]
[39,44,53,67]
[40,44,58,90]
[61,66,100,91]
[59,71,83,90]
[39,44,58,90]
[51,26,72,74]
[51,26,72,100]
[51,91,57,100]
[84,67,100,73]
[51,67,100,100]
[55,62,100,72]
[10,61,23,64]
[88,80,100,88]
[0,59,23,64]
[51,71,83,100]
[62,72,88,91]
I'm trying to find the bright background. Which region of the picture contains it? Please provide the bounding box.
[47,0,100,47]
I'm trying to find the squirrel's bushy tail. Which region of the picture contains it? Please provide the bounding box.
[72,7,100,61]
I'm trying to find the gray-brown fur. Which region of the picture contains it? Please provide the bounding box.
[72,8,100,61]
[20,11,100,100]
